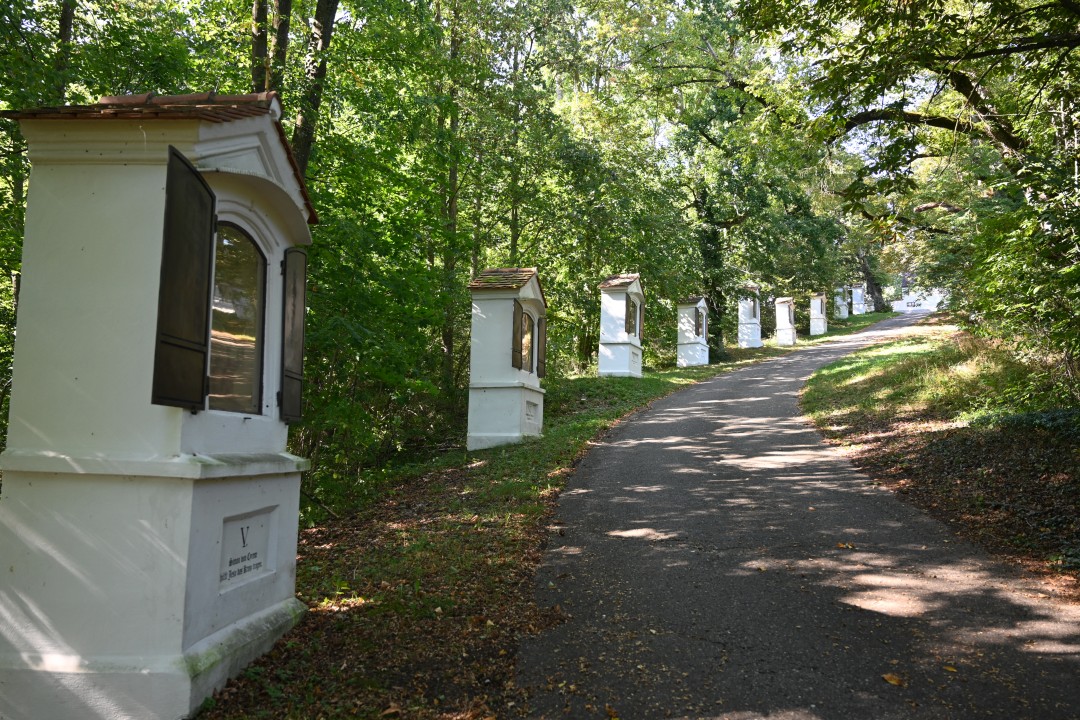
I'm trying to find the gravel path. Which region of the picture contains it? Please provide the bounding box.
[516,315,1080,719]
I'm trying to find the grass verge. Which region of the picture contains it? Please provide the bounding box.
[802,320,1080,594]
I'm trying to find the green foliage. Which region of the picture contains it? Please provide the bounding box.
[738,0,1080,398]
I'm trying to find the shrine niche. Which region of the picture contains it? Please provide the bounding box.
[810,292,828,336]
[598,274,644,378]
[851,284,867,315]
[0,92,314,720]
[775,297,797,346]
[834,287,850,319]
[467,268,547,450]
[737,284,764,349]
[677,296,709,367]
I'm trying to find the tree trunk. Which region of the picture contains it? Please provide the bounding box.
[291,0,340,177]
[434,0,463,411]
[857,251,885,311]
[508,51,522,266]
[54,0,76,103]
[251,0,269,92]
[271,0,293,92]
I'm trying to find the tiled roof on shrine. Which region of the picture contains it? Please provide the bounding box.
[598,273,640,290]
[1,91,316,224]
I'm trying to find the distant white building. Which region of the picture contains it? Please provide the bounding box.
[892,288,948,313]
[677,296,709,367]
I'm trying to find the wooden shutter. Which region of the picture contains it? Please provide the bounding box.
[638,300,644,341]
[152,147,215,410]
[280,247,307,422]
[536,316,547,379]
[511,299,523,369]
[694,308,703,337]
[624,294,632,333]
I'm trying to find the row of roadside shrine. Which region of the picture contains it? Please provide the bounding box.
[467,268,874,451]
[0,91,877,720]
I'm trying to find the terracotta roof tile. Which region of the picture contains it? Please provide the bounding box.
[469,268,537,290]
[598,273,640,290]
[469,268,546,306]
[1,92,317,225]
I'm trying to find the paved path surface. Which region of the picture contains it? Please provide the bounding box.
[516,315,1080,719]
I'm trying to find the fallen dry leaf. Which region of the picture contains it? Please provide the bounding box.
[882,673,906,686]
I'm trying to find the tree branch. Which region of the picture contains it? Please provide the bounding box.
[914,201,965,213]
[934,31,1080,61]
[843,108,977,135]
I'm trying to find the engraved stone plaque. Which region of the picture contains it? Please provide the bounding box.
[219,506,276,590]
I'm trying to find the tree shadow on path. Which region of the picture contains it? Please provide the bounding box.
[517,317,1080,719]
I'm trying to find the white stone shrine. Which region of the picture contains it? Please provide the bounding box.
[810,292,828,336]
[737,284,764,349]
[775,297,797,346]
[851,284,867,315]
[467,268,547,450]
[0,93,315,720]
[834,287,849,319]
[598,274,645,377]
[676,297,709,367]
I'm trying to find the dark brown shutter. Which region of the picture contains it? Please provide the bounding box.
[638,300,644,341]
[280,247,307,422]
[624,294,632,333]
[511,299,523,369]
[536,316,547,379]
[694,308,703,337]
[152,147,215,410]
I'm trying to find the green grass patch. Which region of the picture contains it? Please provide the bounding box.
[803,328,1066,429]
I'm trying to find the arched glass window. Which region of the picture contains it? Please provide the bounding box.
[520,311,535,373]
[208,223,266,413]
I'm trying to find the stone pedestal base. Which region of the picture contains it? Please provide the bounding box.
[851,302,866,315]
[467,383,545,450]
[810,318,827,336]
[737,323,763,349]
[0,456,305,720]
[776,328,797,346]
[598,342,643,378]
[677,343,709,367]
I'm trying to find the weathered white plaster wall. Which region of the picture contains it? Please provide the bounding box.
[0,105,310,720]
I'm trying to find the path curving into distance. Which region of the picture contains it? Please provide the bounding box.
[516,314,1080,719]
